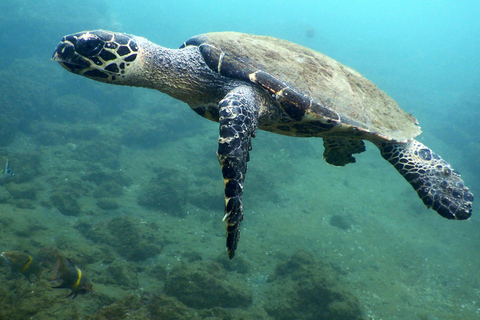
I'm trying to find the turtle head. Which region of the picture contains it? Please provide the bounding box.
[52,30,140,84]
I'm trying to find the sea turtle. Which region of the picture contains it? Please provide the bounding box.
[52,30,474,258]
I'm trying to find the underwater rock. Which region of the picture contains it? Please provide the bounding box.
[76,216,164,262]
[94,294,150,319]
[103,260,139,289]
[96,198,120,210]
[0,61,49,148]
[2,180,39,209]
[30,123,101,147]
[0,117,16,147]
[147,293,201,319]
[0,187,12,203]
[75,140,122,170]
[264,251,365,320]
[12,199,36,210]
[118,103,197,150]
[197,306,272,319]
[107,217,163,261]
[82,168,131,188]
[330,214,353,230]
[30,123,65,146]
[121,126,166,149]
[50,191,81,216]
[179,250,203,263]
[0,153,42,184]
[5,182,37,200]
[164,260,253,309]
[65,142,77,152]
[47,95,102,123]
[137,167,188,217]
[83,169,130,200]
[215,253,251,274]
[93,181,125,199]
[188,191,221,212]
[46,179,89,216]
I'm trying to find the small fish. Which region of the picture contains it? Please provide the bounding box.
[2,250,45,283]
[0,159,14,178]
[52,255,93,299]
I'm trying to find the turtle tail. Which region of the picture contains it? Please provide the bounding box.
[217,86,259,259]
[377,140,473,220]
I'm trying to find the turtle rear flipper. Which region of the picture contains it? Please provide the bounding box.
[377,140,473,220]
[217,86,259,259]
[323,138,366,166]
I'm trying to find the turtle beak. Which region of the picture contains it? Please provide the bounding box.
[52,38,92,73]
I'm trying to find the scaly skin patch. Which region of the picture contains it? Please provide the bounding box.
[217,86,259,258]
[377,140,473,219]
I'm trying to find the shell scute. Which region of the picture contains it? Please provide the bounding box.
[189,32,421,141]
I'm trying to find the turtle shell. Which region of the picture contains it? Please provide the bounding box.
[182,32,420,142]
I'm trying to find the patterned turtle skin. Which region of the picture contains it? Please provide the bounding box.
[53,30,474,258]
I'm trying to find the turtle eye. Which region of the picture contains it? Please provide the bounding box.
[76,36,104,57]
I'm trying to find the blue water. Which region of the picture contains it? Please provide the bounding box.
[0,1,479,319]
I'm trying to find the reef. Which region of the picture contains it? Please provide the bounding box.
[76,216,165,262]
[165,260,253,309]
[264,251,365,320]
[137,167,189,217]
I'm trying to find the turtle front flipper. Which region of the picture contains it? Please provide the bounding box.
[377,140,473,220]
[217,86,259,259]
